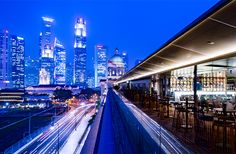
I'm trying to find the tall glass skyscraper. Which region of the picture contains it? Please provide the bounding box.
[94,45,107,87]
[87,69,95,88]
[0,30,25,89]
[74,18,87,88]
[122,51,128,72]
[39,17,55,85]
[10,35,25,89]
[25,56,40,87]
[54,38,66,85]
[66,62,73,85]
[0,30,11,89]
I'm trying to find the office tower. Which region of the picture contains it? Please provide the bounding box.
[0,30,25,89]
[0,30,11,89]
[39,17,55,85]
[54,38,66,85]
[25,57,40,87]
[94,45,107,87]
[10,35,25,89]
[122,51,128,72]
[74,17,87,88]
[66,62,73,85]
[87,69,95,88]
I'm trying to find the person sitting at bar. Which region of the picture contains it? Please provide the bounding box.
[213,97,222,108]
[226,100,235,111]
[200,96,207,112]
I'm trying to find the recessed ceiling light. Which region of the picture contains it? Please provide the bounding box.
[207,41,215,45]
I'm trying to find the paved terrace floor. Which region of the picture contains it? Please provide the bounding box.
[120,91,236,154]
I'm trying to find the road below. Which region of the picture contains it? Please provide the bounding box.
[17,104,94,154]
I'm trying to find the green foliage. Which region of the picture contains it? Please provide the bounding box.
[80,88,100,99]
[53,88,73,101]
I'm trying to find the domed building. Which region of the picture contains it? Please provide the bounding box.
[107,48,125,81]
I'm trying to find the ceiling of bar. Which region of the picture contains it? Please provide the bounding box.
[117,0,236,84]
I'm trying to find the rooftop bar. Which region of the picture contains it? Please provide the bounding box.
[116,1,236,153]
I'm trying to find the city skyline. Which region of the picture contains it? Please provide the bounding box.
[0,0,219,71]
[1,1,236,154]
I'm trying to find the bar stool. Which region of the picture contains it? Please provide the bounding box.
[172,103,185,129]
[212,114,235,153]
[159,98,170,119]
[196,112,214,147]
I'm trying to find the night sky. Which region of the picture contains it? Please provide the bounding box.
[0,0,219,71]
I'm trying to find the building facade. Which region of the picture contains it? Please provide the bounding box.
[0,30,11,89]
[54,38,66,85]
[0,30,25,89]
[66,62,73,85]
[39,17,55,85]
[25,56,40,87]
[87,69,95,88]
[122,51,128,72]
[107,48,125,82]
[10,35,25,89]
[74,18,87,88]
[94,45,107,87]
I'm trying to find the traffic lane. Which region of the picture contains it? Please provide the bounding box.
[41,105,95,154]
[23,107,90,154]
[36,105,95,154]
[18,109,81,154]
[18,104,93,154]
[30,106,90,154]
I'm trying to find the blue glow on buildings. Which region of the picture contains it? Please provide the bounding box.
[0,30,25,89]
[54,38,66,85]
[0,30,10,89]
[74,17,87,88]
[94,45,107,87]
[39,16,55,85]
[10,35,25,89]
[25,56,40,87]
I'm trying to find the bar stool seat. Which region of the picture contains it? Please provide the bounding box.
[172,103,185,128]
[212,115,236,153]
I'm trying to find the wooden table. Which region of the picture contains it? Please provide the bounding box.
[159,99,170,118]
[213,107,236,152]
[179,100,194,130]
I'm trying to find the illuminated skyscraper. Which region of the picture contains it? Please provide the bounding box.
[122,51,128,72]
[39,17,55,85]
[66,62,73,85]
[94,45,107,87]
[10,35,25,89]
[87,69,95,88]
[25,56,40,87]
[0,30,25,89]
[0,30,11,89]
[54,38,66,85]
[74,17,87,88]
